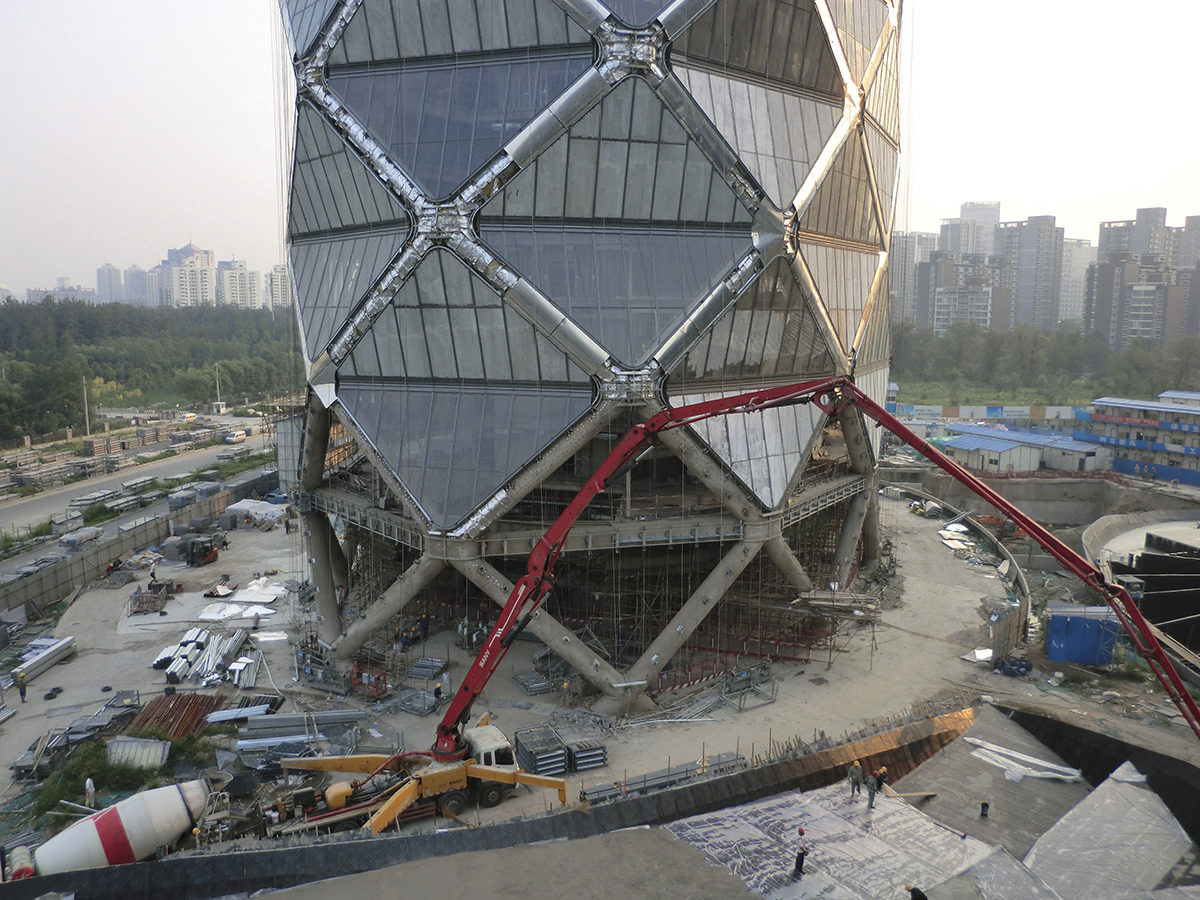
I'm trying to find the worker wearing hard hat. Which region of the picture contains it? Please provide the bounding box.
[15,671,26,703]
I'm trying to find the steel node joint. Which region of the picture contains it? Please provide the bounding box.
[596,20,669,82]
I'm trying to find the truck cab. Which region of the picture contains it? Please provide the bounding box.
[464,724,517,770]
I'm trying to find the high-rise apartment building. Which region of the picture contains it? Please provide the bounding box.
[123,265,149,305]
[216,260,261,308]
[278,0,903,711]
[994,215,1063,328]
[1085,252,1186,349]
[265,264,290,311]
[166,257,217,307]
[1059,238,1096,322]
[959,201,1000,256]
[96,263,123,303]
[889,231,937,321]
[916,252,1011,334]
[1099,208,1179,266]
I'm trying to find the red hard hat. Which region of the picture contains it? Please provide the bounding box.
[797,827,805,835]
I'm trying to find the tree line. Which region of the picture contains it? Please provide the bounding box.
[0,298,302,440]
[890,321,1200,404]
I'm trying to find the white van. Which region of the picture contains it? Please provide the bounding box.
[181,412,197,423]
[225,430,247,445]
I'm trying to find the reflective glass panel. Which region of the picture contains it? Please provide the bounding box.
[290,104,411,238]
[675,66,839,210]
[797,242,878,355]
[291,228,407,360]
[328,50,592,199]
[667,258,835,393]
[797,133,880,246]
[329,0,592,64]
[602,0,667,26]
[671,0,842,99]
[285,0,339,58]
[337,381,593,527]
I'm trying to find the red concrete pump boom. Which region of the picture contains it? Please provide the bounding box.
[432,376,1200,759]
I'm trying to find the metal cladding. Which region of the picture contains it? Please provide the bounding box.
[33,780,209,875]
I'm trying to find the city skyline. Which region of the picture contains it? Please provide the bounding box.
[3,0,1200,297]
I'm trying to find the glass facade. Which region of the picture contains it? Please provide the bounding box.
[282,0,901,644]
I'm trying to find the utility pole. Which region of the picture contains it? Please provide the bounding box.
[82,376,90,436]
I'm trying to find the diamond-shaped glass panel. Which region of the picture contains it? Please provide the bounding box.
[797,242,879,357]
[284,0,339,59]
[341,249,580,383]
[863,123,897,237]
[480,77,753,366]
[824,0,888,84]
[329,0,592,63]
[797,132,881,246]
[290,103,411,238]
[327,50,592,199]
[673,389,827,509]
[337,381,592,528]
[865,30,900,142]
[671,0,842,99]
[856,270,890,365]
[675,67,839,210]
[291,228,407,361]
[667,258,836,393]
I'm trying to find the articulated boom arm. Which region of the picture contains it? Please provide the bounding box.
[432,376,1200,759]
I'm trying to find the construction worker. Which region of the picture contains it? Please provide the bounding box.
[84,776,96,807]
[15,671,26,703]
[847,759,863,799]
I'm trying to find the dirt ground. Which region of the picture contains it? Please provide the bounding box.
[0,495,1196,871]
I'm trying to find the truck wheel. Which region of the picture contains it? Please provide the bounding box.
[440,790,469,816]
[478,783,504,808]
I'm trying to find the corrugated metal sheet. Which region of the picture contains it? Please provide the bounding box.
[107,736,170,770]
[945,434,1020,453]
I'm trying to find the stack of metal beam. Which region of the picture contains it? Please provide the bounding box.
[236,708,363,751]
[405,657,447,681]
[512,671,554,695]
[226,651,261,689]
[514,726,568,776]
[560,733,606,771]
[392,687,438,716]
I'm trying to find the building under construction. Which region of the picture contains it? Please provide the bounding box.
[278,0,902,713]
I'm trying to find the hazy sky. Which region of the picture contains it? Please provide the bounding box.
[2,0,1199,297]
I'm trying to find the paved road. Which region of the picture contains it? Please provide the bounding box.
[0,420,274,578]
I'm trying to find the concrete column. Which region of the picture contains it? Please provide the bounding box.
[304,510,343,644]
[450,558,628,700]
[599,538,766,716]
[832,491,870,589]
[333,554,445,658]
[859,492,881,577]
[765,533,813,593]
[299,393,330,492]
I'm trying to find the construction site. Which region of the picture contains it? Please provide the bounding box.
[1,0,1200,896]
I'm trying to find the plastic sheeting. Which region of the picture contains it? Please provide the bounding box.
[1024,761,1192,898]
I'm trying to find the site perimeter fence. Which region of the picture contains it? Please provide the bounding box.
[0,494,230,618]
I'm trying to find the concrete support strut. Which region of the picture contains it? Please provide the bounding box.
[596,537,766,715]
[333,555,446,659]
[831,491,869,590]
[450,558,627,701]
[305,511,345,645]
[836,402,881,583]
[765,534,814,593]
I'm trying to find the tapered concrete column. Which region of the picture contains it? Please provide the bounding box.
[333,555,446,658]
[596,538,766,716]
[299,393,330,492]
[304,510,344,644]
[341,525,361,579]
[859,492,881,576]
[450,558,628,701]
[765,533,814,593]
[831,491,870,589]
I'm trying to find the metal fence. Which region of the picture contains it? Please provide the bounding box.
[0,494,230,617]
